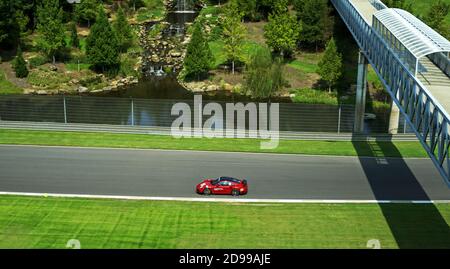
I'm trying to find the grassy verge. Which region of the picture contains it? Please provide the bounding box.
[0,129,427,158]
[0,69,23,95]
[290,88,339,105]
[0,195,449,248]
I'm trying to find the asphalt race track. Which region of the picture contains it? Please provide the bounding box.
[1,145,450,200]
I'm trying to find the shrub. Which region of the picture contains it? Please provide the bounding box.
[28,55,48,69]
[13,47,29,78]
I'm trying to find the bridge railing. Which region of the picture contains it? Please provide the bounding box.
[331,0,450,186]
[368,0,387,10]
[428,52,450,78]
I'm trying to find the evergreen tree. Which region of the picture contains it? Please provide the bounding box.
[244,46,284,100]
[317,38,342,93]
[264,0,300,57]
[86,7,120,72]
[13,46,29,78]
[238,0,258,21]
[423,0,450,38]
[0,0,20,48]
[36,0,66,64]
[0,0,35,48]
[295,0,333,50]
[384,0,413,12]
[69,22,80,49]
[113,7,133,52]
[75,0,99,27]
[183,22,213,80]
[222,0,247,74]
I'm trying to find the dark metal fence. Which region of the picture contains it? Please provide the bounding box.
[0,95,410,133]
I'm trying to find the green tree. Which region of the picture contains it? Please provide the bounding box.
[0,0,20,48]
[75,0,99,27]
[222,0,247,74]
[69,22,80,49]
[113,7,133,52]
[238,0,258,21]
[264,0,300,57]
[384,0,413,12]
[295,0,333,51]
[13,46,29,78]
[183,22,213,80]
[36,0,66,64]
[86,7,120,72]
[244,46,284,100]
[317,38,342,93]
[423,0,450,38]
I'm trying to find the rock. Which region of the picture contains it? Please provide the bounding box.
[206,85,219,92]
[289,94,296,98]
[223,83,234,92]
[151,54,160,62]
[170,51,182,58]
[100,86,112,92]
[185,81,207,92]
[77,86,89,93]
[23,88,36,94]
[69,79,79,85]
[37,90,48,95]
[49,65,58,72]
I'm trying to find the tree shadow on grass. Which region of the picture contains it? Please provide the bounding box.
[352,136,450,248]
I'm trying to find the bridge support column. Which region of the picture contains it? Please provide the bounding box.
[388,98,400,134]
[354,51,368,133]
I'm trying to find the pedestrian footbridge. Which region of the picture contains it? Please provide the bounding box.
[331,0,450,186]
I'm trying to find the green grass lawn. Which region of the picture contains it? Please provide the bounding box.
[407,0,450,24]
[0,69,23,95]
[0,129,427,158]
[0,195,449,248]
[209,40,267,68]
[287,60,318,74]
[290,88,339,105]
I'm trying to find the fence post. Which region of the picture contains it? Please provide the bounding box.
[131,97,135,126]
[404,118,407,134]
[63,95,67,124]
[337,105,342,134]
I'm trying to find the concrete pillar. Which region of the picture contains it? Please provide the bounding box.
[388,99,400,134]
[354,51,368,133]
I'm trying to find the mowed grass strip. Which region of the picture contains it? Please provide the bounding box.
[1,196,449,249]
[0,129,427,158]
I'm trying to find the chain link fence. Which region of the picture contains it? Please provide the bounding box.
[0,95,412,133]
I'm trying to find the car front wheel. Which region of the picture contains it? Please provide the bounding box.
[231,189,240,197]
[203,188,211,195]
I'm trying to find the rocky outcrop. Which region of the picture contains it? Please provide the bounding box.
[182,81,242,94]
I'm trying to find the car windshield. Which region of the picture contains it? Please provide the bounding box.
[211,178,220,185]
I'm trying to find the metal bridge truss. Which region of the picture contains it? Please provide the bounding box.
[331,0,450,187]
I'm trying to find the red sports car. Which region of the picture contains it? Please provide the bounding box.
[196,177,248,196]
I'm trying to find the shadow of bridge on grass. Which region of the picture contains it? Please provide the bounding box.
[352,136,450,248]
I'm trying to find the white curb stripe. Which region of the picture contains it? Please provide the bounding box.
[0,192,449,204]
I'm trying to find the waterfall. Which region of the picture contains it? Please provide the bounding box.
[178,0,185,12]
[176,0,195,13]
[149,66,165,77]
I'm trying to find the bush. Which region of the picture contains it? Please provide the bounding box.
[28,55,48,69]
[13,48,29,78]
[290,88,338,105]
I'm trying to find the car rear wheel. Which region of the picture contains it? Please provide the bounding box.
[231,189,240,197]
[203,188,211,195]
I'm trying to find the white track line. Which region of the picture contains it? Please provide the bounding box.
[0,192,449,204]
